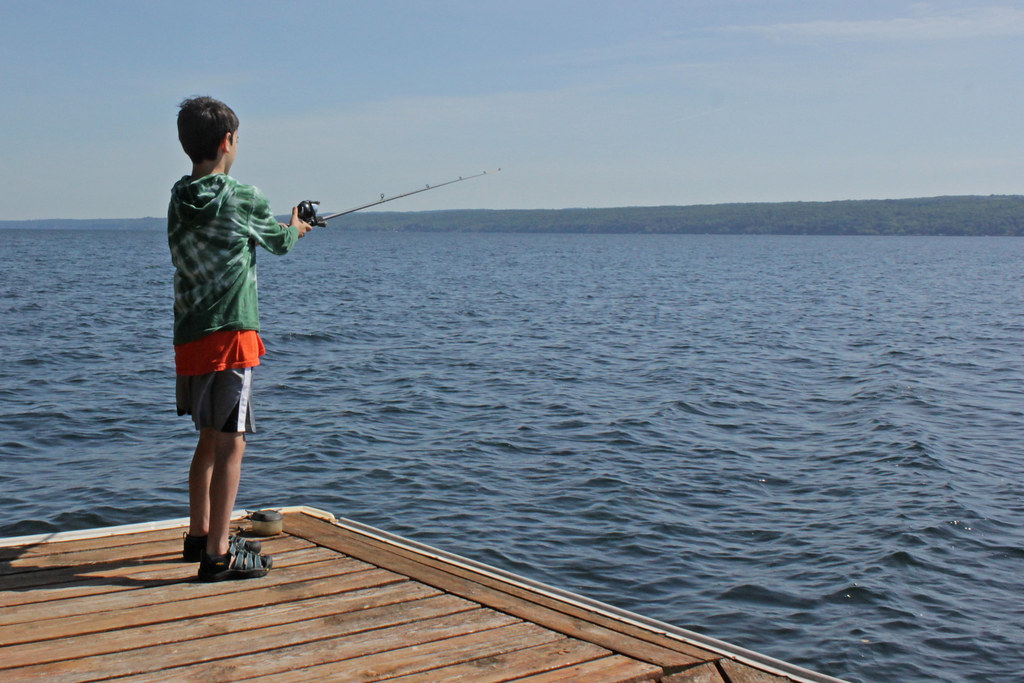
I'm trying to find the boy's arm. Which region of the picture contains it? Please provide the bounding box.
[244,188,312,254]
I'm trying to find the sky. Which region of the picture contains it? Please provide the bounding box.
[1,0,1022,220]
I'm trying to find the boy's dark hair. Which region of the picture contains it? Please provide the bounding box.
[177,96,239,164]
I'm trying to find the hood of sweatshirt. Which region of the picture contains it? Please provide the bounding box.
[169,173,235,228]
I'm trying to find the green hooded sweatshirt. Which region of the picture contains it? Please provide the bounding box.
[168,174,298,346]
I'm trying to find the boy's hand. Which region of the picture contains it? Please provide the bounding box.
[289,206,313,238]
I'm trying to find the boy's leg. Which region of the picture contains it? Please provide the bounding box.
[204,429,247,557]
[187,428,217,538]
[181,367,263,569]
[187,426,246,552]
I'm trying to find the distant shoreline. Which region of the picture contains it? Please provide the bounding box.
[3,195,1022,235]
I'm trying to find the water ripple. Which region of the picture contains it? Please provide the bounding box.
[3,231,1024,682]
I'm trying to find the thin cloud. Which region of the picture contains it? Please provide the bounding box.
[730,6,1024,43]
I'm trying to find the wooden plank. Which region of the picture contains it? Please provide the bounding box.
[0,532,309,589]
[0,536,315,593]
[1,532,187,572]
[230,619,567,683]
[0,516,266,561]
[268,621,570,683]
[382,637,614,682]
[0,548,369,626]
[511,655,663,683]
[1,533,308,574]
[3,547,176,576]
[0,562,394,645]
[0,579,439,669]
[0,551,351,630]
[0,526,190,562]
[0,541,341,595]
[718,659,793,683]
[0,544,333,603]
[284,513,711,669]
[108,605,518,683]
[358,623,571,681]
[662,662,728,683]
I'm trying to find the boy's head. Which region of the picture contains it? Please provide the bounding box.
[177,96,239,164]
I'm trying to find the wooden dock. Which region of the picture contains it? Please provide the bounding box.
[0,507,846,682]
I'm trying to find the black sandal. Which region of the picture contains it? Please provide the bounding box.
[183,533,262,563]
[197,547,273,582]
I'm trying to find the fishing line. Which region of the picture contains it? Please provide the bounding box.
[298,168,501,227]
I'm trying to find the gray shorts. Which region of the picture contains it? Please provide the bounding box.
[176,367,256,433]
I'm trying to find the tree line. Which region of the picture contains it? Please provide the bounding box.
[4,195,1023,235]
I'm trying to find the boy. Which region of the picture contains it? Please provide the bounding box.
[169,96,312,581]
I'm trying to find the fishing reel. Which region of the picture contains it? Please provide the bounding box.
[297,200,327,227]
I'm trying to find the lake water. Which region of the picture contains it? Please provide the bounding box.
[2,228,1023,682]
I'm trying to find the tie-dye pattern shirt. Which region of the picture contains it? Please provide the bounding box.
[168,173,298,345]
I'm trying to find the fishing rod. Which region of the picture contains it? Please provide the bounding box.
[297,168,501,227]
